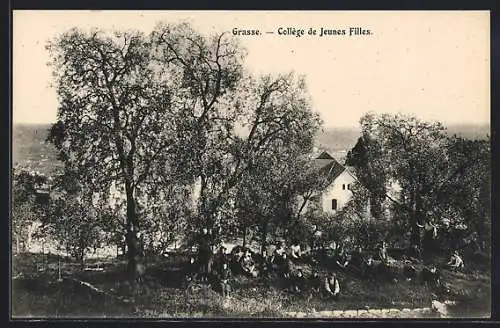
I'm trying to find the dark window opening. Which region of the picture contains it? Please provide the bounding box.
[332,199,337,210]
[347,184,351,190]
[342,184,345,190]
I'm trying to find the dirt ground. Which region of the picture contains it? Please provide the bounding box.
[11,252,491,319]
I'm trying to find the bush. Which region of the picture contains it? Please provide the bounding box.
[306,212,394,251]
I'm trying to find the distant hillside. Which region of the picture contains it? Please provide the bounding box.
[315,123,489,158]
[316,127,360,153]
[12,123,62,175]
[12,122,490,176]
[445,123,490,140]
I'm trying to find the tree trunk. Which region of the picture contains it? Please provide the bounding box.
[259,221,269,274]
[242,225,248,248]
[296,196,310,221]
[79,251,85,270]
[408,183,421,250]
[260,228,267,257]
[124,181,144,282]
[57,255,62,281]
[410,210,421,249]
[125,228,141,276]
[121,240,126,256]
[16,234,20,254]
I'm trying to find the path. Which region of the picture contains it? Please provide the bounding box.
[284,307,438,318]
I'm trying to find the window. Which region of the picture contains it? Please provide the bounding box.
[347,184,351,190]
[332,199,337,210]
[342,184,345,190]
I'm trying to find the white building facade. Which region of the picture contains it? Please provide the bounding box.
[319,168,357,214]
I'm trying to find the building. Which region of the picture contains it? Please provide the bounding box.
[304,151,371,216]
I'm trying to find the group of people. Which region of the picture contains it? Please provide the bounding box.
[185,225,466,298]
[185,235,343,299]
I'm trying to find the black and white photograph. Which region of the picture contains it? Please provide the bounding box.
[11,10,491,319]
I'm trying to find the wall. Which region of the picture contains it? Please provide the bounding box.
[320,170,357,214]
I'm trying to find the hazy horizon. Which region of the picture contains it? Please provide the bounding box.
[12,120,491,130]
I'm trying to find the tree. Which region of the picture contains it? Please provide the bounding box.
[139,182,193,255]
[47,28,176,279]
[42,169,110,268]
[152,23,323,254]
[150,22,246,241]
[353,113,490,254]
[12,169,51,254]
[431,136,491,252]
[234,73,322,254]
[345,135,389,218]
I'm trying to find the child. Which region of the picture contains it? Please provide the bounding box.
[290,241,302,262]
[447,250,464,270]
[186,255,199,284]
[291,269,306,293]
[278,253,291,279]
[310,270,322,293]
[422,265,441,287]
[219,262,232,297]
[324,272,341,300]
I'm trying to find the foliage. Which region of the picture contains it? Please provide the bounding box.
[345,135,388,218]
[46,26,191,275]
[348,113,490,252]
[12,169,51,252]
[45,171,108,265]
[233,73,322,253]
[150,22,246,233]
[46,23,323,270]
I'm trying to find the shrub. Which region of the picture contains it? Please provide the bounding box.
[306,212,394,251]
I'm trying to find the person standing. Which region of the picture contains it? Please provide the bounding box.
[218,262,232,297]
[198,228,213,283]
[417,219,438,263]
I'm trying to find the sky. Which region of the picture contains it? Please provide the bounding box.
[13,10,490,128]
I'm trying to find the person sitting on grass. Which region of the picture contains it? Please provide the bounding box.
[278,253,292,279]
[271,241,286,266]
[290,240,302,262]
[349,245,368,276]
[446,250,464,270]
[422,265,441,287]
[378,241,394,264]
[290,268,306,294]
[274,241,286,260]
[241,250,258,277]
[214,245,228,273]
[310,270,322,293]
[186,254,199,284]
[335,245,350,269]
[324,272,341,300]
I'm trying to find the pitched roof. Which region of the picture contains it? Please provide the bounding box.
[324,159,346,182]
[313,158,336,170]
[316,151,334,160]
[312,152,346,182]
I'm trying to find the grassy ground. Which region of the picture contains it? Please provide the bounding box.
[11,252,491,318]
